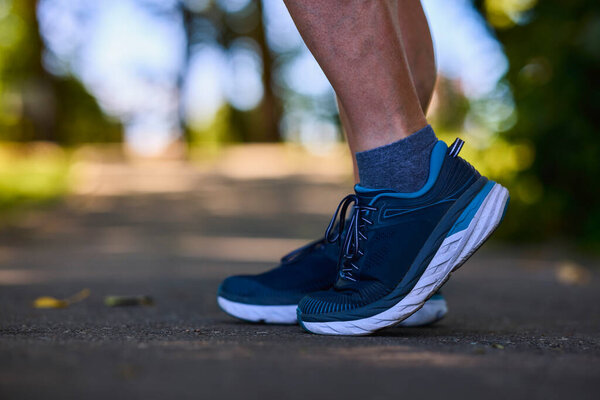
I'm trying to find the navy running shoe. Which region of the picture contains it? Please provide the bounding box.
[218,236,448,325]
[297,138,509,335]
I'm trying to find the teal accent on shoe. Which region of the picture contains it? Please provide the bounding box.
[447,180,496,236]
[355,141,449,201]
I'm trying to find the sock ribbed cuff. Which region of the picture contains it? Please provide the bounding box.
[355,125,438,192]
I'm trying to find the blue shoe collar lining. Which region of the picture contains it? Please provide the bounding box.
[355,140,448,203]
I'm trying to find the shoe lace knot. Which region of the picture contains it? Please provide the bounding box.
[325,194,377,282]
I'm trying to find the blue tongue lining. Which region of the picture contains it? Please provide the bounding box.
[354,140,449,199]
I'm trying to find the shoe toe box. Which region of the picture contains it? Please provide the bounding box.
[297,290,348,317]
[297,281,391,322]
[219,275,258,297]
[218,275,305,305]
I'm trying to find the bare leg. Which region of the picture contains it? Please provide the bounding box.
[401,0,436,112]
[285,0,426,153]
[338,0,436,183]
[338,104,360,183]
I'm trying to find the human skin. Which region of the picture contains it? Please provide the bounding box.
[340,0,436,182]
[284,0,432,149]
[283,0,436,182]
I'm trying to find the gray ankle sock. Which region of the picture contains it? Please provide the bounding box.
[355,125,438,192]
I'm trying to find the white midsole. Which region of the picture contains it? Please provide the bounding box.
[302,183,509,336]
[218,295,448,327]
[218,296,298,324]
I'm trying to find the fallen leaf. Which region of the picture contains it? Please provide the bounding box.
[33,289,90,309]
[104,295,153,307]
[33,296,68,309]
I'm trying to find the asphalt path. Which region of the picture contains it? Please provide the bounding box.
[1,171,599,399]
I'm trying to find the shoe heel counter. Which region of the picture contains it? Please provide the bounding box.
[438,154,482,196]
[444,138,481,184]
[455,155,481,182]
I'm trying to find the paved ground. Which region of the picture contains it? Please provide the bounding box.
[1,159,599,399]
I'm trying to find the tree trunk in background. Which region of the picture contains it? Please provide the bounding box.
[255,0,282,142]
[18,0,58,142]
[173,0,283,144]
[177,3,194,154]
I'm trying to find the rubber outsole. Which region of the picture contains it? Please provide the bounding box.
[300,182,509,336]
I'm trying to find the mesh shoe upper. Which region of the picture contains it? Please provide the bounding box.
[218,239,339,305]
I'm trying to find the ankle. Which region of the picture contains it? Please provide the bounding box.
[355,125,437,192]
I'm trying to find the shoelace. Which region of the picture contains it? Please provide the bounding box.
[325,194,377,282]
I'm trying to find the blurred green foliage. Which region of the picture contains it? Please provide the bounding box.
[0,0,122,144]
[0,0,599,247]
[475,0,600,246]
[0,143,70,211]
[0,0,118,211]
